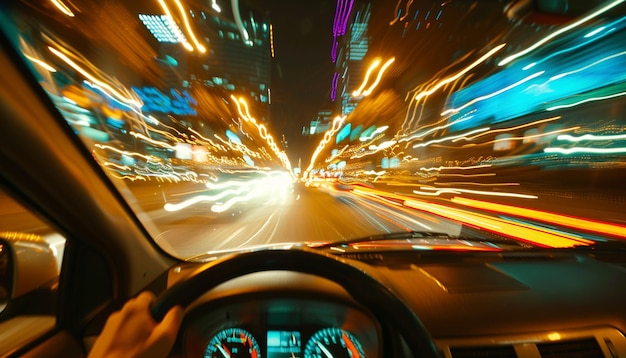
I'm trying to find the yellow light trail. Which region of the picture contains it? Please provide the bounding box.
[24,54,57,72]
[460,126,580,148]
[48,46,143,108]
[451,197,626,239]
[170,0,207,53]
[414,44,506,102]
[157,0,194,51]
[231,95,292,170]
[304,115,345,179]
[362,57,395,96]
[420,164,492,171]
[352,187,594,248]
[352,58,381,97]
[416,187,537,199]
[50,0,75,17]
[412,127,490,148]
[452,116,561,142]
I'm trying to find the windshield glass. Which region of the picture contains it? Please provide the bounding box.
[2,0,625,260]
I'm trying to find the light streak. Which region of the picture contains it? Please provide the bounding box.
[440,71,545,117]
[557,133,626,142]
[231,0,251,45]
[369,140,397,151]
[360,126,389,141]
[414,44,506,102]
[435,182,520,186]
[461,126,580,148]
[351,187,593,248]
[24,54,56,72]
[361,57,395,96]
[331,72,340,101]
[412,127,490,148]
[416,187,537,199]
[269,24,275,57]
[129,131,176,149]
[231,96,292,170]
[164,171,293,213]
[50,0,75,17]
[304,116,346,178]
[451,197,626,239]
[399,115,476,143]
[547,90,626,111]
[352,58,381,97]
[170,0,207,52]
[544,147,626,155]
[549,50,626,81]
[498,0,626,66]
[420,164,492,171]
[157,0,194,51]
[211,0,221,12]
[48,46,143,108]
[188,127,228,152]
[452,116,561,142]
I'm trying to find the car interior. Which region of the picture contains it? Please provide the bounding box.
[0,0,625,357]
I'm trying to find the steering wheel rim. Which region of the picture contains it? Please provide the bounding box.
[151,248,440,357]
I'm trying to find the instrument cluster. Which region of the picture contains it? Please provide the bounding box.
[181,296,381,357]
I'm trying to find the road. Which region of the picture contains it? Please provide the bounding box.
[131,182,462,258]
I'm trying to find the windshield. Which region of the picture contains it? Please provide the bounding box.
[1,0,625,260]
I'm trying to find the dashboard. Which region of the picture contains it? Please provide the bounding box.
[182,296,380,357]
[173,271,383,357]
[169,250,626,358]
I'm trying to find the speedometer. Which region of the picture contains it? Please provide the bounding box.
[205,327,261,358]
[304,327,365,358]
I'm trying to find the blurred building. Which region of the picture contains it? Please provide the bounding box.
[140,1,272,121]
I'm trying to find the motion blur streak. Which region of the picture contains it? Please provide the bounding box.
[557,133,626,142]
[362,57,395,96]
[170,0,207,53]
[498,0,626,66]
[451,197,626,239]
[452,116,561,142]
[413,44,506,102]
[352,187,593,248]
[157,0,194,51]
[461,126,580,149]
[415,187,537,199]
[48,46,142,108]
[440,71,545,117]
[50,0,75,17]
[232,96,292,170]
[546,90,626,111]
[412,127,489,148]
[164,171,293,213]
[544,147,626,154]
[304,116,346,179]
[352,58,382,97]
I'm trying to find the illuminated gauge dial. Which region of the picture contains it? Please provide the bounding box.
[304,327,366,358]
[205,328,261,358]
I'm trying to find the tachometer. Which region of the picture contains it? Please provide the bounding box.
[205,327,261,358]
[304,327,365,358]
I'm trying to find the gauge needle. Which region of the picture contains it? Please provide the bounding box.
[316,341,334,358]
[216,343,230,358]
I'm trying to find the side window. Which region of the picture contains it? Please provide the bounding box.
[0,187,65,355]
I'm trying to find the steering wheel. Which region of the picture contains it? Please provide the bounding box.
[151,248,440,357]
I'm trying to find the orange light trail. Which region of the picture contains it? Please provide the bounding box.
[451,197,626,239]
[351,186,595,248]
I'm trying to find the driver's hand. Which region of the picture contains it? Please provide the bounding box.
[88,291,183,358]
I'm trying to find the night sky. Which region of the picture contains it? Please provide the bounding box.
[263,1,337,165]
